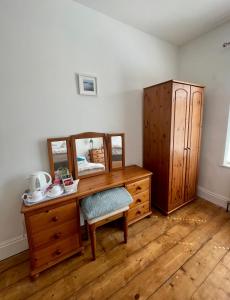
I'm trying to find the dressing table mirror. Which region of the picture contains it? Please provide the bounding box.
[47,137,73,178]
[108,133,125,170]
[71,132,108,178]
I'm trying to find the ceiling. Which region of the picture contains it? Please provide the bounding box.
[75,0,230,45]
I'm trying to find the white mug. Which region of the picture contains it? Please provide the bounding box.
[31,190,44,202]
[49,185,62,196]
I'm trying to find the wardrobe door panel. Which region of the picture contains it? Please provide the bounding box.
[169,84,190,210]
[185,86,204,202]
[143,82,172,212]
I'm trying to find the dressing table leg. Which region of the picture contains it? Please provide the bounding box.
[123,211,128,244]
[89,223,96,260]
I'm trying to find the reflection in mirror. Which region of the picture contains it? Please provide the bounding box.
[47,138,72,179]
[111,136,123,168]
[75,137,105,177]
[51,141,68,171]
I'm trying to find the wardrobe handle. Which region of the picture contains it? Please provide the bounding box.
[53,232,61,240]
[52,216,58,222]
[184,148,188,150]
[187,147,191,150]
[54,249,62,256]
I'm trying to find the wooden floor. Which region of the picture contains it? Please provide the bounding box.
[1,198,230,300]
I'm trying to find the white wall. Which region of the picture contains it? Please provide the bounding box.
[0,0,178,259]
[179,21,230,208]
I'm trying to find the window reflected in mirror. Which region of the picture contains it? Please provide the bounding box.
[75,137,105,177]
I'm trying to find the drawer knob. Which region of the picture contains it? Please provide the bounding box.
[52,216,58,222]
[136,199,141,203]
[136,211,141,215]
[53,232,61,240]
[55,249,62,256]
[136,186,142,191]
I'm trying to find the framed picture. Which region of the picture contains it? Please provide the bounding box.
[78,74,97,96]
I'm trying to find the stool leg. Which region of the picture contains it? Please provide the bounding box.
[123,211,128,244]
[89,223,96,260]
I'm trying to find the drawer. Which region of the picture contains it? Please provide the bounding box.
[128,202,150,222]
[28,203,77,234]
[92,149,104,154]
[129,190,149,209]
[32,235,80,269]
[126,178,149,196]
[31,219,78,249]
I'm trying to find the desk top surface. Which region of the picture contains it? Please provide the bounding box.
[21,165,152,213]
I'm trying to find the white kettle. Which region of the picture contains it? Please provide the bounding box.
[29,171,52,192]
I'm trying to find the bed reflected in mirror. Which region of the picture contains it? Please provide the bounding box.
[71,133,108,178]
[47,138,72,178]
[108,133,125,170]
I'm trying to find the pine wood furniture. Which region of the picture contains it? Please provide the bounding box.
[89,148,105,164]
[87,207,129,260]
[71,132,109,179]
[21,165,152,278]
[143,80,204,214]
[47,137,73,179]
[107,133,125,170]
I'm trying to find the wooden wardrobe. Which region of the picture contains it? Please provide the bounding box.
[143,80,204,214]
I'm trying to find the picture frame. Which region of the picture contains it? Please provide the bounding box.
[78,73,97,96]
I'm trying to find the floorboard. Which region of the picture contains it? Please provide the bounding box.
[0,199,229,300]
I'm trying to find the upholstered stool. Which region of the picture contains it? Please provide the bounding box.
[81,187,133,260]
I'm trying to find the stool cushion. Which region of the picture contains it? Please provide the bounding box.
[81,187,133,221]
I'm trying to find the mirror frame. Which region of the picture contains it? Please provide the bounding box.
[71,132,109,179]
[107,133,125,170]
[47,137,73,179]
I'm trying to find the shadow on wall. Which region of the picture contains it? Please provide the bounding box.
[0,173,28,240]
[37,138,50,171]
[122,89,143,167]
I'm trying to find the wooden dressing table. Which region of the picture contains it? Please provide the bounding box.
[22,165,152,278]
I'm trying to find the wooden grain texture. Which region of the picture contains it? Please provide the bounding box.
[21,166,152,277]
[169,83,190,211]
[47,137,73,179]
[125,178,149,196]
[0,200,201,298]
[107,133,125,171]
[1,199,230,300]
[21,165,152,213]
[143,80,204,215]
[71,132,109,180]
[143,81,172,213]
[185,86,204,203]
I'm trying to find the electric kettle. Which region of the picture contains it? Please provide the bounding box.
[29,171,52,192]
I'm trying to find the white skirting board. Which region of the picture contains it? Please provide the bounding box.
[197,185,229,209]
[0,235,28,261]
[0,187,229,261]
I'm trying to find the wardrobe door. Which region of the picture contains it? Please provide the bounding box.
[169,83,190,211]
[185,86,204,202]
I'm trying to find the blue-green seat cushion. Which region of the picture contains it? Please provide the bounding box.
[81,187,133,221]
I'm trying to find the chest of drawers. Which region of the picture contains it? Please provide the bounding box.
[23,200,83,279]
[126,177,151,224]
[89,148,105,163]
